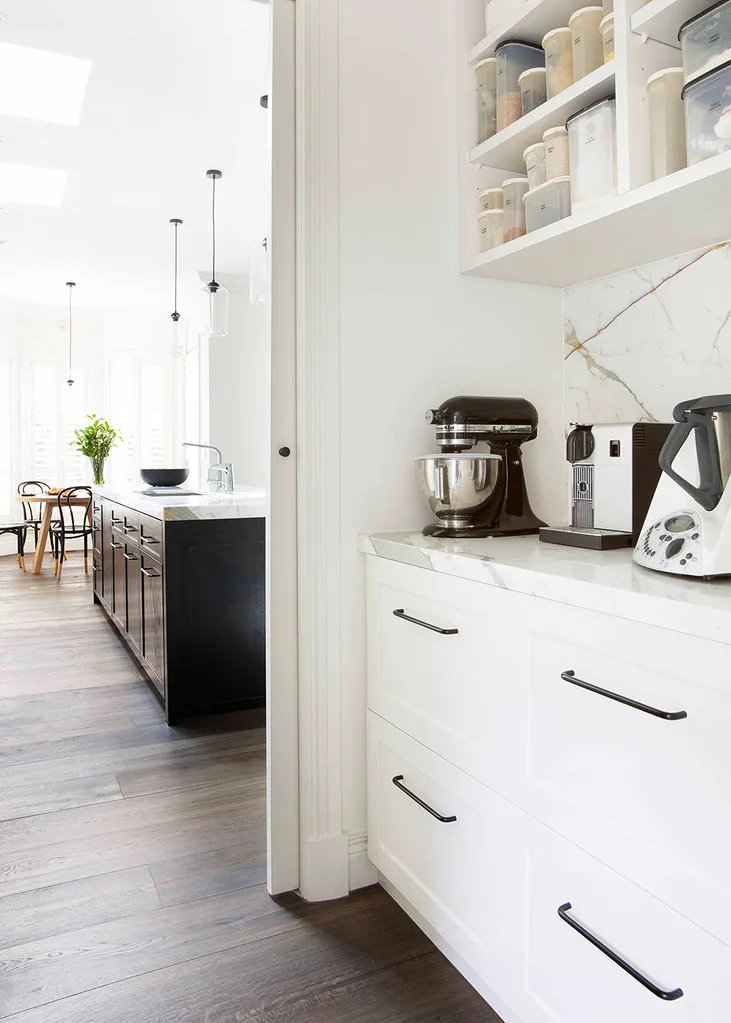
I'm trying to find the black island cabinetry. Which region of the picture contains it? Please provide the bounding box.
[92,494,265,725]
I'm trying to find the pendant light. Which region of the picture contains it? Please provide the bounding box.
[169,218,186,357]
[200,169,228,337]
[65,281,75,386]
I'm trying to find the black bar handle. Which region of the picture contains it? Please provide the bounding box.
[141,566,161,578]
[561,671,687,721]
[140,534,161,545]
[392,609,458,635]
[392,775,457,823]
[123,524,138,533]
[123,552,139,561]
[557,903,683,1001]
[110,541,123,550]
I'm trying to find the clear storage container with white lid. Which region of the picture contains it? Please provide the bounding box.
[478,187,504,211]
[679,0,731,86]
[523,142,547,189]
[600,13,614,62]
[502,176,529,241]
[543,27,574,98]
[523,176,572,232]
[475,57,497,144]
[569,7,605,80]
[647,67,687,179]
[566,95,617,211]
[496,41,545,130]
[543,125,570,178]
[682,57,731,164]
[478,209,504,251]
[519,66,547,114]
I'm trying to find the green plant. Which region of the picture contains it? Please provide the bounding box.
[71,415,122,486]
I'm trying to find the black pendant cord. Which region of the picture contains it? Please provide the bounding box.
[66,281,75,384]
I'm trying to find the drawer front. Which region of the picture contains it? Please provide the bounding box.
[139,513,163,556]
[367,711,498,974]
[121,507,139,541]
[491,798,731,1023]
[491,594,731,946]
[367,557,512,783]
[110,503,125,537]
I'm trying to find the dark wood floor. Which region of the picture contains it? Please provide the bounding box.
[0,555,501,1022]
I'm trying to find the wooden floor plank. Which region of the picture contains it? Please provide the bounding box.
[116,746,265,798]
[0,771,123,823]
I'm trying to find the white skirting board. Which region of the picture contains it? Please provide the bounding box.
[378,874,524,1023]
[348,831,377,891]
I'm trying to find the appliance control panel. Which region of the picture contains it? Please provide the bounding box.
[634,512,702,574]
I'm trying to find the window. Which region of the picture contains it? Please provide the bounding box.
[0,358,13,519]
[29,358,89,487]
[106,357,176,488]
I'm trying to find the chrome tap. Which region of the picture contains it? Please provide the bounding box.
[182,442,235,493]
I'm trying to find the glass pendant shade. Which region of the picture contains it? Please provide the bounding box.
[201,281,229,338]
[250,238,267,306]
[171,313,188,358]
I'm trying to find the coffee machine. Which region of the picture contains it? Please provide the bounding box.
[416,395,545,538]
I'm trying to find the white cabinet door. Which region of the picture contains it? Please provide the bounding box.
[367,712,501,980]
[490,798,731,1023]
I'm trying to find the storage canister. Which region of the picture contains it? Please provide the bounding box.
[478,187,505,211]
[543,27,574,98]
[523,176,572,232]
[478,208,504,251]
[523,142,547,189]
[543,125,570,178]
[566,95,617,211]
[496,41,545,130]
[682,58,731,165]
[600,13,614,62]
[679,0,731,86]
[569,7,605,80]
[502,176,530,241]
[519,66,547,114]
[476,57,497,144]
[647,67,687,179]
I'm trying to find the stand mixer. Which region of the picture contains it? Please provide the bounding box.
[416,395,545,538]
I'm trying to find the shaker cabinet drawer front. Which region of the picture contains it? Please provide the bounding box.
[367,558,514,782]
[492,800,731,1023]
[367,712,496,973]
[139,513,163,553]
[495,602,731,946]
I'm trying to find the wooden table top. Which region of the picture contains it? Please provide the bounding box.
[18,493,90,505]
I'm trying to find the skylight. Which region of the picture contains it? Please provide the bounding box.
[0,42,91,126]
[0,163,68,206]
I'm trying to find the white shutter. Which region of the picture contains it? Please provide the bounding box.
[0,358,14,519]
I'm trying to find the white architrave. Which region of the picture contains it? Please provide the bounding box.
[295,0,349,901]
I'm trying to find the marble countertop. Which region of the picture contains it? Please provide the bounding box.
[93,485,266,522]
[359,531,731,645]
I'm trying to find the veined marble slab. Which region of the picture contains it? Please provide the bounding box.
[359,532,731,645]
[93,485,265,522]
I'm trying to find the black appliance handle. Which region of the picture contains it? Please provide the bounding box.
[561,671,687,721]
[392,609,458,635]
[392,775,457,823]
[566,424,594,463]
[658,395,731,512]
[557,903,683,1001]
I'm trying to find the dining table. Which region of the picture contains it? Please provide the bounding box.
[18,492,92,575]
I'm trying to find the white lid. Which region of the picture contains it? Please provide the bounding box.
[478,187,504,197]
[523,142,546,160]
[478,208,504,219]
[518,66,547,84]
[543,125,568,140]
[645,66,684,86]
[502,176,529,186]
[599,12,614,29]
[542,26,572,46]
[569,6,604,22]
[415,453,501,460]
[475,57,496,68]
[522,175,571,203]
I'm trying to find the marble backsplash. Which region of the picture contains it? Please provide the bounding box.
[563,242,731,425]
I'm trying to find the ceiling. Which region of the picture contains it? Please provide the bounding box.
[0,0,270,309]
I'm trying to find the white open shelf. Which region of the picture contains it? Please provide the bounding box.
[631,0,700,48]
[464,151,731,286]
[470,61,616,172]
[469,0,593,62]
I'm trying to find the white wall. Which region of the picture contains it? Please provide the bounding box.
[335,0,565,886]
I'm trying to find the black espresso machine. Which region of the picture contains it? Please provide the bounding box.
[416,395,545,538]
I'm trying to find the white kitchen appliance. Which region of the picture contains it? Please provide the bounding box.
[634,395,731,578]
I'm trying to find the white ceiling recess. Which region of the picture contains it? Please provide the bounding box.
[0,0,270,309]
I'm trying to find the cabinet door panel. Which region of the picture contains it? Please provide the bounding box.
[111,539,126,628]
[141,556,164,694]
[125,545,142,651]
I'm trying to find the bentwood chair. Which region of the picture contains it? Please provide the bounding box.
[18,480,53,552]
[50,487,93,581]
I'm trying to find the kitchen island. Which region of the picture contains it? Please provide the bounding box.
[91,486,266,724]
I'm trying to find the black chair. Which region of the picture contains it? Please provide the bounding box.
[50,487,93,581]
[18,480,53,553]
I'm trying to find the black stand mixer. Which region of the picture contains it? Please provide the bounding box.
[417,396,545,539]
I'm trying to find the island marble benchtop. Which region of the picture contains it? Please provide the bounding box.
[93,485,266,522]
[359,532,731,646]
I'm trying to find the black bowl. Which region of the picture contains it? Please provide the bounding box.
[140,468,189,488]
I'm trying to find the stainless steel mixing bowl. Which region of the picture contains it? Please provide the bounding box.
[415,453,502,529]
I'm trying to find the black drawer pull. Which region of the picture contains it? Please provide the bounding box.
[561,671,687,721]
[558,903,683,1001]
[123,524,138,533]
[392,609,458,635]
[92,564,100,572]
[111,515,122,524]
[110,541,123,550]
[392,775,457,823]
[141,566,161,578]
[123,552,139,561]
[140,534,160,545]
